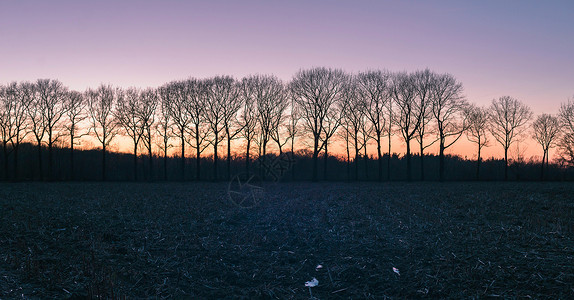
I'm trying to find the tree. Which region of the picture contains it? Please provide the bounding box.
[285,93,301,180]
[465,104,489,180]
[341,79,367,180]
[238,76,261,176]
[163,81,192,180]
[532,113,560,180]
[205,76,237,181]
[156,89,174,180]
[0,82,30,179]
[412,69,436,181]
[431,73,468,181]
[183,79,210,181]
[63,90,88,180]
[115,87,145,180]
[220,80,243,180]
[557,99,574,167]
[137,88,158,180]
[488,96,532,180]
[391,72,423,181]
[356,70,391,181]
[290,67,348,181]
[86,84,120,181]
[27,83,47,180]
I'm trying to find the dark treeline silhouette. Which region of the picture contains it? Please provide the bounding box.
[0,142,573,182]
[1,68,573,182]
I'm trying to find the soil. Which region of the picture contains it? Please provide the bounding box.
[0,182,573,299]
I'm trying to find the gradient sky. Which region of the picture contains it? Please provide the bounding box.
[1,0,573,158]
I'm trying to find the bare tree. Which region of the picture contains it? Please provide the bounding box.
[488,96,532,180]
[320,94,347,180]
[155,89,174,180]
[356,70,391,181]
[220,80,243,180]
[115,87,145,180]
[138,88,158,180]
[27,79,69,180]
[532,113,560,180]
[412,69,436,181]
[0,82,30,179]
[557,98,574,167]
[86,84,120,181]
[63,90,88,179]
[341,80,366,180]
[390,72,422,181]
[205,76,238,181]
[285,93,301,180]
[184,79,210,180]
[290,67,348,181]
[249,75,285,159]
[465,104,490,180]
[238,76,261,176]
[163,81,192,180]
[431,73,468,181]
[269,88,290,157]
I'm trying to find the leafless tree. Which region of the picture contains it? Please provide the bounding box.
[269,89,290,157]
[285,93,301,180]
[290,67,348,181]
[431,73,468,181]
[0,82,31,179]
[238,76,261,176]
[156,89,175,180]
[356,70,391,181]
[86,84,120,181]
[465,104,490,180]
[205,76,237,181]
[412,69,436,181]
[532,113,560,179]
[557,98,574,167]
[28,79,69,180]
[115,87,145,180]
[220,80,243,180]
[488,96,532,180]
[390,72,423,181]
[341,80,366,180]
[184,79,210,180]
[320,94,347,180]
[63,90,88,179]
[163,80,192,180]
[138,88,158,180]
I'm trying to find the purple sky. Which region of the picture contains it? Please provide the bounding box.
[1,0,573,116]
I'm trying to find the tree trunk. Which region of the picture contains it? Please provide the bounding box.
[541,150,546,181]
[133,143,138,181]
[504,146,508,181]
[419,139,425,181]
[37,141,43,181]
[387,133,392,181]
[48,136,53,181]
[3,142,8,181]
[227,135,232,181]
[476,144,481,181]
[196,124,201,180]
[377,137,382,182]
[312,137,319,182]
[180,132,185,181]
[406,140,411,182]
[102,144,107,181]
[213,133,219,182]
[346,135,350,182]
[163,150,168,181]
[439,141,445,182]
[354,135,359,181]
[70,137,75,181]
[148,143,153,181]
[246,139,251,176]
[323,143,328,181]
[364,144,368,181]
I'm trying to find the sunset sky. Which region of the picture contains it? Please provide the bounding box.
[1,1,573,159]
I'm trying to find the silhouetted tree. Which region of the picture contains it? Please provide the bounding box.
[291,67,347,181]
[341,80,366,180]
[220,80,243,180]
[391,72,422,181]
[431,73,468,181]
[163,81,192,180]
[557,98,574,167]
[356,70,391,181]
[115,87,145,180]
[465,104,489,180]
[286,93,301,180]
[238,77,260,175]
[63,90,88,180]
[488,96,532,180]
[413,69,436,181]
[532,113,560,179]
[181,79,210,181]
[156,89,175,180]
[86,84,120,181]
[206,76,236,181]
[138,88,158,180]
[0,82,30,179]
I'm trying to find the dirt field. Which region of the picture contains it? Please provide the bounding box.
[0,182,573,299]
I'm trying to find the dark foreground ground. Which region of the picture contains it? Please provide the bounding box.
[0,182,573,299]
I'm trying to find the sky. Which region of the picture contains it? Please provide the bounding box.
[1,0,573,159]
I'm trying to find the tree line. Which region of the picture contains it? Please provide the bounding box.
[1,67,573,181]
